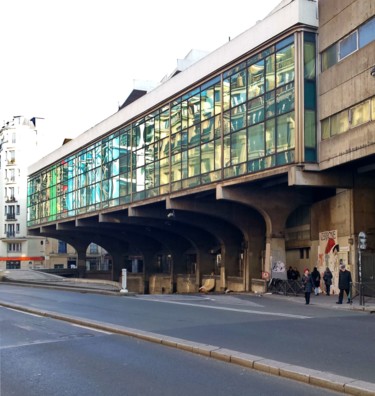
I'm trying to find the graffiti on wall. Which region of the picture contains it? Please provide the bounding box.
[318,230,339,293]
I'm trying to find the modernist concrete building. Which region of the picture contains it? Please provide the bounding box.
[27,0,375,294]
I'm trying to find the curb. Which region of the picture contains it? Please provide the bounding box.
[0,280,136,296]
[1,301,374,395]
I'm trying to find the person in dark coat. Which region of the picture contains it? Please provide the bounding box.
[301,268,313,305]
[323,267,333,296]
[337,264,352,304]
[311,266,321,296]
[292,267,300,280]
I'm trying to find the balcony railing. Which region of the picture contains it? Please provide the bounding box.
[6,231,16,238]
[5,196,17,203]
[6,213,16,220]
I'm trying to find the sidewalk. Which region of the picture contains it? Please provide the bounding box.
[263,290,375,313]
[0,269,122,294]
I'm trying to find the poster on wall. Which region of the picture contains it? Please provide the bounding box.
[318,230,339,293]
[270,249,287,280]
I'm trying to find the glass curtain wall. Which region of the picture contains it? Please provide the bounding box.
[28,33,315,226]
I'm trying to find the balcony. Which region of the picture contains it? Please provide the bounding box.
[6,213,16,221]
[5,196,17,203]
[4,178,16,184]
[6,231,16,238]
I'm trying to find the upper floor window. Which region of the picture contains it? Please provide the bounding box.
[8,243,21,252]
[339,31,357,59]
[89,243,99,254]
[359,17,375,47]
[58,240,67,254]
[321,17,375,71]
[322,96,375,140]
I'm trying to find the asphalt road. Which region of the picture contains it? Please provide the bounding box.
[1,306,343,396]
[0,285,374,385]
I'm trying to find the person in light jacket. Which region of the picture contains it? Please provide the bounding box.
[302,268,314,305]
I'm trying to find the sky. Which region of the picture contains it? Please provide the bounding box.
[1,0,282,151]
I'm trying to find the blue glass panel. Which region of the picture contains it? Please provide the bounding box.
[359,17,375,48]
[276,35,294,50]
[201,75,221,90]
[339,31,357,59]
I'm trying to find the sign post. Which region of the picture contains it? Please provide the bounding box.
[358,231,367,306]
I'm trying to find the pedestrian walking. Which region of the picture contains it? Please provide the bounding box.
[302,268,313,305]
[311,266,321,295]
[336,264,352,304]
[323,267,333,296]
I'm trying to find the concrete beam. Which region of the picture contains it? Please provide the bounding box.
[128,206,167,218]
[56,222,75,231]
[288,166,353,188]
[39,225,57,234]
[99,213,126,223]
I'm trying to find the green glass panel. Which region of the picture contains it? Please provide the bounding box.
[231,129,247,164]
[304,81,316,110]
[248,123,265,160]
[265,54,275,91]
[321,118,330,140]
[304,41,315,80]
[276,44,294,86]
[231,70,246,107]
[188,146,200,177]
[276,83,294,115]
[277,112,295,151]
[321,43,338,71]
[304,110,316,162]
[201,142,214,174]
[266,120,275,154]
[248,97,264,125]
[201,87,214,120]
[265,92,275,118]
[248,60,264,99]
[331,111,349,135]
[231,104,246,131]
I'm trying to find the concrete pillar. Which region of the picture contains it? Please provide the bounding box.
[265,236,286,277]
[111,252,126,282]
[196,249,215,288]
[76,247,87,278]
[220,243,240,290]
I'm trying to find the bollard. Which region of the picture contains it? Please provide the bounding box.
[120,268,128,293]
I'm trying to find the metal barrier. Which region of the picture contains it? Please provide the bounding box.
[350,282,375,306]
[267,279,304,296]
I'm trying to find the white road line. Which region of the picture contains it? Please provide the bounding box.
[131,298,311,319]
[4,307,43,318]
[70,323,112,334]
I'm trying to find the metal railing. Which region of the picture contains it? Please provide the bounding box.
[350,282,375,306]
[267,279,304,296]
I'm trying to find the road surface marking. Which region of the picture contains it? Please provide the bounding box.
[131,297,311,319]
